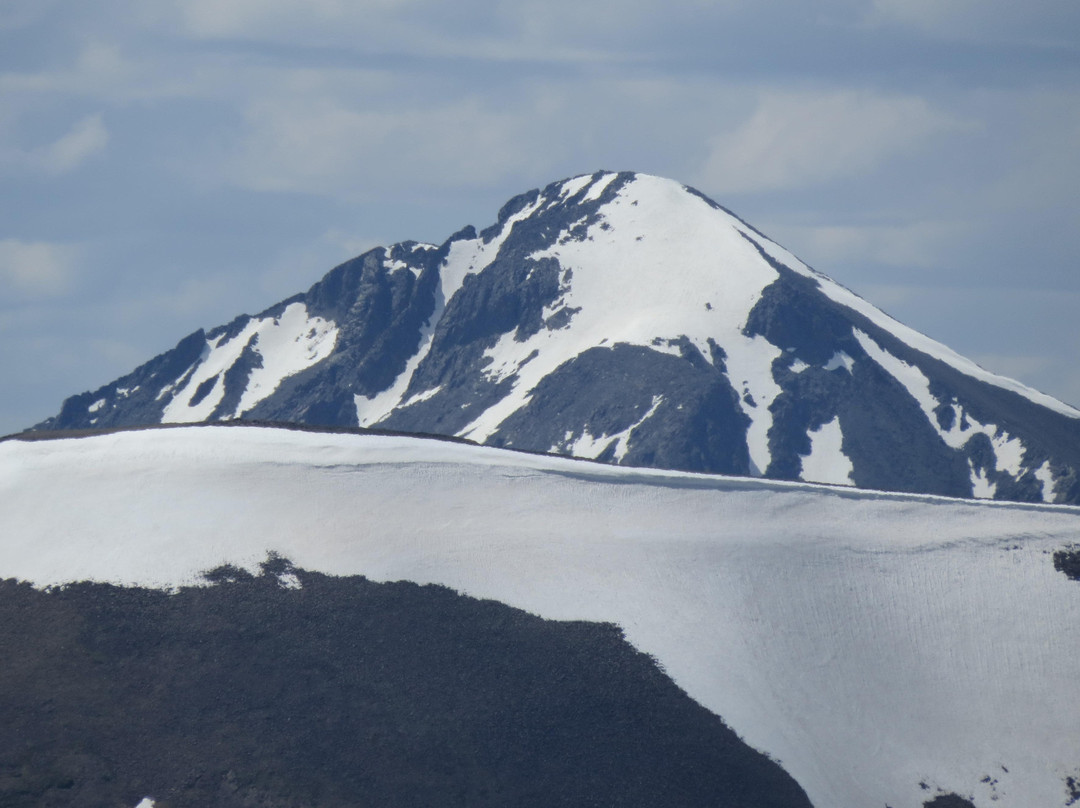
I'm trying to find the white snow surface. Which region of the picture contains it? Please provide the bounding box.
[558,174,593,199]
[160,302,337,423]
[451,173,784,474]
[553,394,664,462]
[971,462,996,498]
[800,416,854,486]
[1036,460,1056,501]
[823,351,855,373]
[234,303,339,416]
[581,171,617,203]
[4,425,1080,808]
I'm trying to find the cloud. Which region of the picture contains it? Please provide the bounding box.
[171,0,415,38]
[976,88,1080,212]
[0,240,77,297]
[969,351,1080,410]
[154,0,472,55]
[0,0,65,31]
[0,39,218,108]
[158,0,711,65]
[184,61,755,202]
[866,0,979,31]
[224,89,559,196]
[702,90,967,194]
[0,43,128,96]
[769,220,971,269]
[969,352,1053,382]
[33,113,109,174]
[0,111,109,177]
[865,0,1080,45]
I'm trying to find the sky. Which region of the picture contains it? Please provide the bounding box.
[1,0,1078,435]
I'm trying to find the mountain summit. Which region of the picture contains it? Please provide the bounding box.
[35,171,1080,503]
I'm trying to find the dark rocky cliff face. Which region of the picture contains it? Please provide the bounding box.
[32,171,1080,504]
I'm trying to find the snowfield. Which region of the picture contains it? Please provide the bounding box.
[4,425,1080,808]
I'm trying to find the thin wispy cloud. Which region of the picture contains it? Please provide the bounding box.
[866,0,1080,44]
[230,93,539,195]
[770,220,972,270]
[36,114,109,174]
[0,239,77,297]
[703,90,969,194]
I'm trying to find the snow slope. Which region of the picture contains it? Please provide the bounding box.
[4,425,1080,808]
[161,302,338,423]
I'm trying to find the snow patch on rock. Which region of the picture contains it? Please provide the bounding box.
[971,462,997,498]
[800,416,854,486]
[558,395,664,463]
[747,231,1080,419]
[161,303,337,424]
[823,351,855,373]
[856,329,1035,498]
[456,174,782,459]
[399,385,443,409]
[581,172,618,203]
[233,303,338,416]
[1035,461,1056,503]
[558,174,593,199]
[356,196,549,427]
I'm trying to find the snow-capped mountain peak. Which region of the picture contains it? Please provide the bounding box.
[33,171,1080,505]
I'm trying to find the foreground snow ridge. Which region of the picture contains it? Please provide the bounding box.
[4,425,1080,808]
